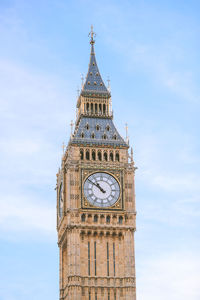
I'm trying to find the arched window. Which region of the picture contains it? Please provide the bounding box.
[104,152,108,161]
[92,150,96,160]
[110,152,113,161]
[96,125,100,131]
[116,152,119,162]
[94,215,98,222]
[106,125,110,131]
[102,134,107,140]
[98,151,102,161]
[86,103,89,113]
[91,133,95,139]
[113,134,117,140]
[86,150,90,160]
[119,216,123,224]
[106,215,110,223]
[80,149,84,160]
[81,214,86,222]
[103,104,106,114]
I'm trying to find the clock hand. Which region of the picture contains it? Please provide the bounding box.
[88,179,106,193]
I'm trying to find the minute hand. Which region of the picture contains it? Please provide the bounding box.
[88,179,106,193]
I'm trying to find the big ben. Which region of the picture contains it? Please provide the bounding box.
[56,27,137,300]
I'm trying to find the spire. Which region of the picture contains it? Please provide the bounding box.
[81,26,110,96]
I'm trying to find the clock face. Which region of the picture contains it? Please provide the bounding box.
[83,172,120,208]
[59,182,63,218]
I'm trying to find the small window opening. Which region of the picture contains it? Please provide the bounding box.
[91,103,93,113]
[94,215,98,222]
[81,132,84,138]
[86,123,89,130]
[99,104,102,113]
[106,216,110,223]
[106,125,110,131]
[88,81,90,85]
[91,133,95,139]
[95,104,98,113]
[94,81,97,85]
[86,103,89,113]
[96,125,100,131]
[113,134,117,140]
[81,214,86,222]
[119,216,123,224]
[103,134,107,140]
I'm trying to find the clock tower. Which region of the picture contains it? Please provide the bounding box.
[57,28,137,300]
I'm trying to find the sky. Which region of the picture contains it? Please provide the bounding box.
[0,0,200,299]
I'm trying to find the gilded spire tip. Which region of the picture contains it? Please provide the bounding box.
[88,25,96,45]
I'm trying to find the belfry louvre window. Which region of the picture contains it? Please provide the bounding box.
[116,152,119,162]
[80,149,84,160]
[92,150,96,160]
[104,152,108,161]
[86,150,90,160]
[110,152,113,161]
[98,151,102,161]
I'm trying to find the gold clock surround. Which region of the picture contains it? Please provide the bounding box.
[81,168,124,210]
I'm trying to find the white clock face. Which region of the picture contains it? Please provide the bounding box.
[83,172,120,208]
[59,182,63,218]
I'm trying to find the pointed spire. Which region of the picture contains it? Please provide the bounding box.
[81,26,110,96]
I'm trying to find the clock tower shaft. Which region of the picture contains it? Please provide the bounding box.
[57,28,137,300]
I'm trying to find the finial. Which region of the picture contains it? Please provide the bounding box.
[107,76,111,91]
[125,123,129,144]
[77,86,80,97]
[131,147,133,162]
[81,74,84,88]
[70,120,74,138]
[88,25,96,45]
[62,142,65,154]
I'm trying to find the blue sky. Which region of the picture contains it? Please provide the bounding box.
[0,0,200,299]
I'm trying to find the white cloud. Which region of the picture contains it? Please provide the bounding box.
[137,252,200,300]
[0,194,56,235]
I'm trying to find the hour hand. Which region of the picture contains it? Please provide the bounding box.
[88,179,106,193]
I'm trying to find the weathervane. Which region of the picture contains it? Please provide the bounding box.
[88,25,96,44]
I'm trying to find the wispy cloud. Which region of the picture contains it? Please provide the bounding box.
[137,251,200,300]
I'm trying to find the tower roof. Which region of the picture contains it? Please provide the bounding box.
[81,27,110,97]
